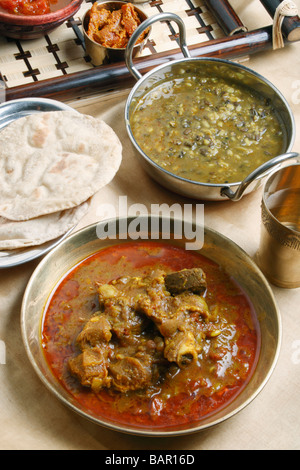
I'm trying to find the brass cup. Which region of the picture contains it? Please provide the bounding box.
[82,1,150,66]
[256,163,300,288]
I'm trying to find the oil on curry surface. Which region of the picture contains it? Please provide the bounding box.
[42,241,260,429]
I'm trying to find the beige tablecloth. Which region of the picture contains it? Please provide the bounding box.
[1,0,300,450]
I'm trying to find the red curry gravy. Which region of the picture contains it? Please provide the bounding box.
[0,0,60,15]
[41,241,260,429]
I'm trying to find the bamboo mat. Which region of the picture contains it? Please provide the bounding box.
[0,0,224,89]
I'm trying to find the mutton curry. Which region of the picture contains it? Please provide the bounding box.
[86,2,147,49]
[42,241,260,428]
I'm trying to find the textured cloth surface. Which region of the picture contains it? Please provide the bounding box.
[0,1,299,450]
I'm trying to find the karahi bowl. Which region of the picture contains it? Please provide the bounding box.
[0,0,83,39]
[125,12,296,202]
[21,216,281,436]
[82,1,150,66]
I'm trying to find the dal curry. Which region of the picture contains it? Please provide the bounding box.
[130,64,285,184]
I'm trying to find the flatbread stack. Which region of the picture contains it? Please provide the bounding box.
[0,110,122,250]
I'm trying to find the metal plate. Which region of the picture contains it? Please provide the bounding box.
[0,98,77,268]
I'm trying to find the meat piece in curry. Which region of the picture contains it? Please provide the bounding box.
[68,268,222,394]
[165,267,207,295]
[86,2,147,48]
[87,4,110,36]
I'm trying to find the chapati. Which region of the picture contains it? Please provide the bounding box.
[0,200,90,250]
[0,111,122,221]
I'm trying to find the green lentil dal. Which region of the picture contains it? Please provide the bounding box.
[130,66,285,184]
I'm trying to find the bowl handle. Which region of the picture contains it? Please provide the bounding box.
[125,12,191,81]
[221,152,300,201]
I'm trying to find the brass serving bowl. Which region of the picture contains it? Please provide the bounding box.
[21,216,281,436]
[82,1,150,66]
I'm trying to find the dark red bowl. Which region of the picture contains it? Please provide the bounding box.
[0,0,83,39]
